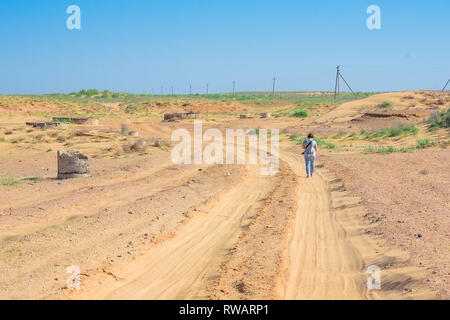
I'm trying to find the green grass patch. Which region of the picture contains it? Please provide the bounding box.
[362,124,419,139]
[416,139,435,149]
[315,137,338,149]
[1,177,20,186]
[290,134,338,150]
[53,118,76,124]
[363,145,415,155]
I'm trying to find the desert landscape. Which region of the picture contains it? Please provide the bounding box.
[0,90,448,299]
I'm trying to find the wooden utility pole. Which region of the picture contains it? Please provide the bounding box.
[272,77,276,97]
[232,81,236,97]
[442,78,450,93]
[206,83,209,95]
[171,86,174,95]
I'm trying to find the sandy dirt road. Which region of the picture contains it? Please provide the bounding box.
[69,145,435,300]
[277,148,435,299]
[72,162,275,299]
[279,150,365,299]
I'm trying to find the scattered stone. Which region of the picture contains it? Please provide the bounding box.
[417,233,423,238]
[260,112,271,119]
[130,139,147,152]
[57,150,90,179]
[235,280,246,293]
[128,131,139,137]
[26,122,68,130]
[164,112,200,121]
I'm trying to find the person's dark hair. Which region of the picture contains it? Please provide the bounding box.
[307,133,314,139]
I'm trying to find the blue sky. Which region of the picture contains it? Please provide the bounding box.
[0,0,449,94]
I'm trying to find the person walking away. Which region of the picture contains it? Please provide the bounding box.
[302,133,318,178]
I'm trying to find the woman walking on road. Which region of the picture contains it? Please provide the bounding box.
[302,133,318,178]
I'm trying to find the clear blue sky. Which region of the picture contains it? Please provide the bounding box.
[0,0,449,94]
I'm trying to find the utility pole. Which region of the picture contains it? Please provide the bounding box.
[442,78,450,93]
[152,88,154,95]
[171,86,174,95]
[206,83,209,95]
[334,65,340,102]
[232,80,235,97]
[161,86,163,95]
[272,77,276,97]
[334,65,355,104]
[189,84,192,97]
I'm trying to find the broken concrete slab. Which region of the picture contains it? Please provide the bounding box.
[57,150,90,179]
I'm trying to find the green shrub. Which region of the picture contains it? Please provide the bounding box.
[381,101,392,108]
[86,88,99,97]
[101,90,111,98]
[428,108,449,129]
[292,110,308,118]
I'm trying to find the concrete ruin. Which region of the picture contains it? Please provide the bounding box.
[53,117,100,125]
[26,122,68,129]
[163,112,201,121]
[57,150,90,179]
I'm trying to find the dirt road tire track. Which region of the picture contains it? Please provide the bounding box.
[71,163,277,299]
[278,148,436,299]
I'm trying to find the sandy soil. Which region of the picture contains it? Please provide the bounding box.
[0,91,448,299]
